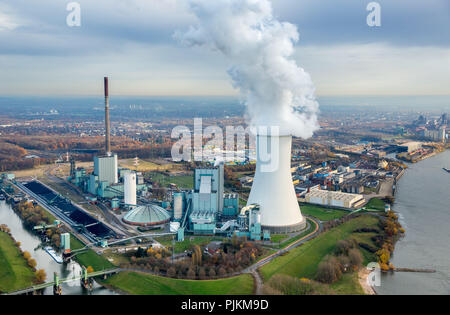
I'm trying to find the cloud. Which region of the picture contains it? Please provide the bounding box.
[176,0,320,138]
[295,43,450,95]
[0,5,23,31]
[0,0,449,96]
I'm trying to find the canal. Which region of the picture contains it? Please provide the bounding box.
[0,200,117,295]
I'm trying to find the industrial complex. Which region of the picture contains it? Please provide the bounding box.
[61,78,298,245]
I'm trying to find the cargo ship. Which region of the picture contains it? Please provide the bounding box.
[44,246,63,264]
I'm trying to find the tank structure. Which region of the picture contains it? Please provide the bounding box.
[247,134,306,234]
[124,171,137,208]
[122,204,171,227]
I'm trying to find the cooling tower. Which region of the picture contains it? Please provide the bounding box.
[124,172,137,207]
[247,135,306,233]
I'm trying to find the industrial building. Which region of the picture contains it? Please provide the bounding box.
[305,190,365,209]
[398,141,422,153]
[171,165,239,236]
[68,78,147,203]
[60,233,70,253]
[165,164,273,241]
[422,127,446,142]
[122,204,171,227]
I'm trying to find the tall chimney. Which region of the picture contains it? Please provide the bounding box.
[104,77,111,156]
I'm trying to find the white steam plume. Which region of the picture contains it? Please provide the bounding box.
[175,0,319,138]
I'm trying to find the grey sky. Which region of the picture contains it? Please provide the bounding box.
[0,0,449,96]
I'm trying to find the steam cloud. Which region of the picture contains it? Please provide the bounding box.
[176,0,319,138]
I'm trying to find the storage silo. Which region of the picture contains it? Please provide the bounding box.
[173,192,184,221]
[124,171,137,207]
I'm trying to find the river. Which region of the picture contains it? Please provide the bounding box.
[0,200,117,295]
[378,149,450,295]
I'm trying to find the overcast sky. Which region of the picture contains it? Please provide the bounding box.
[0,0,449,96]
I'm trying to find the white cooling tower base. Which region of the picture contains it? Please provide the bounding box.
[262,219,307,234]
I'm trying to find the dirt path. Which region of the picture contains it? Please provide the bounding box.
[251,271,264,295]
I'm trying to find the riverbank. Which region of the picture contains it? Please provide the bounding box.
[377,149,450,295]
[259,214,382,294]
[358,268,376,295]
[0,229,36,293]
[0,200,117,295]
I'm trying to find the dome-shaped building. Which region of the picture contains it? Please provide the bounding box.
[122,204,171,227]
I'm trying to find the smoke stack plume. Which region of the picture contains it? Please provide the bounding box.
[177,0,318,232]
[176,0,319,138]
[104,77,111,156]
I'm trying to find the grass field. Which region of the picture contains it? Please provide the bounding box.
[150,173,193,189]
[260,215,380,282]
[300,203,349,221]
[274,219,317,249]
[270,234,289,244]
[0,231,35,293]
[104,271,254,295]
[329,272,365,295]
[365,198,385,211]
[70,235,115,271]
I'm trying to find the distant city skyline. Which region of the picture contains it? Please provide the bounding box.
[0,0,449,96]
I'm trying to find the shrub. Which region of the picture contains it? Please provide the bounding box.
[316,256,342,284]
[348,248,363,268]
[167,266,176,278]
[187,268,196,280]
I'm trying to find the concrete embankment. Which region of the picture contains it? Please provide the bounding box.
[393,268,436,273]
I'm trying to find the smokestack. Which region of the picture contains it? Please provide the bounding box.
[104,77,111,156]
[247,134,306,234]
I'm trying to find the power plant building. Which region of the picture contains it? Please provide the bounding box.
[192,165,224,213]
[69,78,146,201]
[60,233,70,253]
[94,155,118,185]
[305,190,365,209]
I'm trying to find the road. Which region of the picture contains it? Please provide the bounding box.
[243,217,322,294]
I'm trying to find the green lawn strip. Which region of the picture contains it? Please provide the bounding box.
[270,234,289,244]
[365,198,385,211]
[150,173,193,189]
[260,215,380,282]
[329,272,365,295]
[274,218,316,249]
[104,271,254,295]
[0,232,35,293]
[70,234,114,271]
[299,203,349,221]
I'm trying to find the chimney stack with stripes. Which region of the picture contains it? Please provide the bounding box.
[104,77,111,156]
